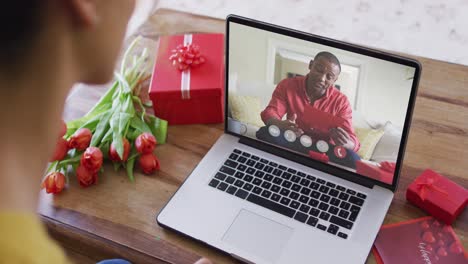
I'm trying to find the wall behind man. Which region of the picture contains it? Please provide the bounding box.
[229,22,415,128]
[362,58,415,127]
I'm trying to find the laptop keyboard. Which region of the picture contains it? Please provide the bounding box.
[208,149,368,239]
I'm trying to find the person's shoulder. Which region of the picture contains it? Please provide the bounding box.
[0,212,69,263]
[330,87,350,103]
[277,76,305,90]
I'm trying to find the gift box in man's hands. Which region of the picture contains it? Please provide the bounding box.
[406,169,468,225]
[149,33,224,125]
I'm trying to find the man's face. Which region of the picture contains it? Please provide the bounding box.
[307,56,340,98]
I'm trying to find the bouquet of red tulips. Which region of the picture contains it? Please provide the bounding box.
[42,37,168,194]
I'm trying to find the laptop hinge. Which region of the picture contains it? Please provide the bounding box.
[238,136,376,189]
[231,253,255,264]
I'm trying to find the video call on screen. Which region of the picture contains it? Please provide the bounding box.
[227,22,417,184]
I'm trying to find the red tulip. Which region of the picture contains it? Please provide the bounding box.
[59,119,67,138]
[135,132,157,154]
[69,128,92,151]
[50,137,69,162]
[109,138,130,162]
[41,172,66,194]
[76,165,98,187]
[80,147,103,173]
[138,153,160,174]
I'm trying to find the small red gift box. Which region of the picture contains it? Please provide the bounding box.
[355,161,394,184]
[406,169,468,225]
[149,33,224,125]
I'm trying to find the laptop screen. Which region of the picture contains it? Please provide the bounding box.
[226,20,419,186]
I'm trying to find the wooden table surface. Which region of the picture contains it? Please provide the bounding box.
[38,8,467,264]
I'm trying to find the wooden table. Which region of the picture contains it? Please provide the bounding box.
[38,9,468,264]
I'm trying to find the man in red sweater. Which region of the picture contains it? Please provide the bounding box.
[261,51,360,152]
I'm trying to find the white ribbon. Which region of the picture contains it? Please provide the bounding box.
[180,34,192,100]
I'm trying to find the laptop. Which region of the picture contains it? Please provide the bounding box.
[157,15,421,264]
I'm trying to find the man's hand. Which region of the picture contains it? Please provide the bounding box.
[329,127,355,150]
[267,114,303,136]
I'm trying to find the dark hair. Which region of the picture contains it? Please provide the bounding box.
[313,51,341,72]
[0,1,42,67]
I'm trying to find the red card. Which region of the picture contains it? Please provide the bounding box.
[373,217,467,264]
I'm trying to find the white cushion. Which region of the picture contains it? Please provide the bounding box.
[235,80,275,108]
[228,94,265,127]
[227,118,259,138]
[354,127,385,160]
[371,122,402,163]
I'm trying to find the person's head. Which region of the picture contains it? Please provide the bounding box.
[0,0,136,85]
[306,51,341,98]
[0,1,137,187]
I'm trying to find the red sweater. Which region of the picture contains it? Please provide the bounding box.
[261,76,360,152]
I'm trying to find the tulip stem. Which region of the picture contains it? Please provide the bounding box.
[58,155,81,167]
[45,161,59,176]
[63,167,70,185]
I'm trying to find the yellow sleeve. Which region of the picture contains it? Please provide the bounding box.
[0,212,69,264]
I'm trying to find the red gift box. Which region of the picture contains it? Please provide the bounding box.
[406,169,468,225]
[355,161,394,184]
[149,33,224,125]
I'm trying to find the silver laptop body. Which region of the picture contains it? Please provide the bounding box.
[158,15,421,264]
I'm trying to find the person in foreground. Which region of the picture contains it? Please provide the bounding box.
[0,1,211,264]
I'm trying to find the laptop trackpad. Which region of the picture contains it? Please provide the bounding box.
[222,209,293,263]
